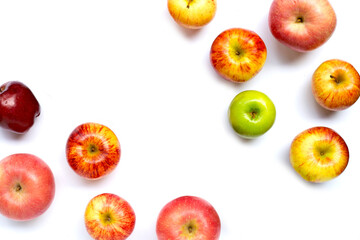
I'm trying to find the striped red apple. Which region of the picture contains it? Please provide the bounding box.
[210,28,267,83]
[66,122,121,180]
[85,193,136,240]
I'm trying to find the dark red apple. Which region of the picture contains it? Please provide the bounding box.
[0,81,41,134]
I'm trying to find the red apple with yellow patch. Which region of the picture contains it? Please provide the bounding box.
[0,153,55,221]
[210,28,267,83]
[168,0,216,29]
[312,59,360,111]
[290,126,349,183]
[268,0,337,52]
[66,122,121,180]
[156,196,221,240]
[85,193,136,240]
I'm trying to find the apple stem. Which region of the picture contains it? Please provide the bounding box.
[330,75,340,84]
[186,0,193,8]
[15,183,22,192]
[296,17,304,23]
[251,111,257,119]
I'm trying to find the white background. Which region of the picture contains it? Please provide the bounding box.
[0,0,360,239]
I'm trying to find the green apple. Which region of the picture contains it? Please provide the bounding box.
[228,90,276,138]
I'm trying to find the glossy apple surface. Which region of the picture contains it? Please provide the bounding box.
[85,193,136,240]
[269,0,336,52]
[228,90,276,138]
[312,59,360,111]
[168,0,216,29]
[210,28,267,82]
[0,81,40,134]
[0,153,55,221]
[290,126,349,183]
[156,196,221,240]
[66,122,121,180]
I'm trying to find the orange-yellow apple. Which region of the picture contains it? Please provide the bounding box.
[66,122,121,180]
[210,28,267,83]
[156,196,221,240]
[85,193,136,240]
[312,59,360,111]
[0,153,55,221]
[269,0,336,52]
[168,0,216,29]
[290,126,349,183]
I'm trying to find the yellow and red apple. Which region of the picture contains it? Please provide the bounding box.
[85,193,136,240]
[268,0,337,52]
[156,195,221,240]
[168,0,216,29]
[210,28,267,83]
[0,153,55,221]
[290,126,349,183]
[312,59,360,111]
[66,122,121,180]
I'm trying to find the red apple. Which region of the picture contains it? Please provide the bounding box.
[210,28,267,83]
[85,193,136,240]
[66,122,121,180]
[0,81,40,134]
[290,126,349,183]
[268,0,336,52]
[156,196,221,240]
[312,59,360,111]
[168,0,216,29]
[0,153,55,221]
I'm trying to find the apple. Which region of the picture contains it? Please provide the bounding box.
[290,126,349,183]
[268,0,337,52]
[85,193,136,240]
[0,153,55,221]
[228,90,276,138]
[312,59,360,111]
[156,196,221,240]
[0,81,41,134]
[210,28,267,82]
[66,122,121,180]
[168,0,216,29]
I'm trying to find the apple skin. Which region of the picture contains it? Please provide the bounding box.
[210,28,267,82]
[290,126,349,183]
[66,122,121,180]
[312,59,360,111]
[156,196,221,240]
[85,193,136,240]
[268,0,336,52]
[228,90,276,138]
[168,0,216,29]
[0,81,41,134]
[0,153,55,221]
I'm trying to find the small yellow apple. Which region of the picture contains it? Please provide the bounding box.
[168,0,216,29]
[290,126,349,183]
[312,59,360,111]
